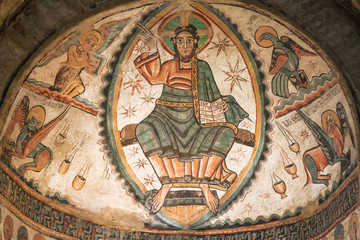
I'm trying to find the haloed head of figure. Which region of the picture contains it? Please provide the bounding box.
[171,25,199,62]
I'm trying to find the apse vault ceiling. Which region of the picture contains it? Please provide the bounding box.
[0,0,359,239]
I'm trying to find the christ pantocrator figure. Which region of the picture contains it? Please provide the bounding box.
[134,24,248,214]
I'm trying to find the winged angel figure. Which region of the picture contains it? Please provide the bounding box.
[1,96,70,175]
[38,18,131,98]
[297,104,353,187]
[255,26,316,98]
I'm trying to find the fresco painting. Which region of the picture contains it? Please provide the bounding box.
[3,215,14,240]
[0,206,57,240]
[17,226,28,240]
[323,209,360,240]
[1,95,70,175]
[255,26,316,98]
[0,1,358,238]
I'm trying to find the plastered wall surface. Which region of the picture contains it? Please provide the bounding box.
[0,1,359,239]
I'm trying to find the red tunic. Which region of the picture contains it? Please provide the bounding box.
[134,52,192,89]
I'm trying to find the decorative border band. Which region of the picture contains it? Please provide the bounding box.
[0,161,358,239]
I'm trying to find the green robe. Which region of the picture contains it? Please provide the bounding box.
[136,58,248,162]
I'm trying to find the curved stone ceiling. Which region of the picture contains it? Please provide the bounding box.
[0,1,359,239]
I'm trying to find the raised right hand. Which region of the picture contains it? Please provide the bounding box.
[136,23,158,53]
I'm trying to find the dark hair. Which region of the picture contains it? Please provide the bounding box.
[171,24,200,58]
[173,25,199,40]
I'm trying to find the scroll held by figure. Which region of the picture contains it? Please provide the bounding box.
[133,24,248,214]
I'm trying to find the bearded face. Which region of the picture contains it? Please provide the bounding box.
[173,31,197,62]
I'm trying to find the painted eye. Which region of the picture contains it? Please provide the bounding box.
[177,39,183,44]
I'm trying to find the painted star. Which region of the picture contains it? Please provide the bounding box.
[209,35,233,56]
[240,121,252,130]
[133,158,149,170]
[140,91,157,105]
[121,104,137,118]
[123,74,143,96]
[129,146,140,158]
[134,42,145,55]
[299,129,311,141]
[305,60,318,71]
[143,174,156,187]
[223,59,249,92]
[236,147,246,159]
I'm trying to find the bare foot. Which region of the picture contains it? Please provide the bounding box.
[151,183,172,213]
[200,183,218,214]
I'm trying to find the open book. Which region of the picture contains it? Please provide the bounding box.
[199,98,226,124]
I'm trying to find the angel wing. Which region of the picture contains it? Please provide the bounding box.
[3,96,29,137]
[336,102,354,146]
[37,32,81,67]
[22,106,70,157]
[296,109,335,163]
[274,71,293,97]
[96,18,131,54]
[269,48,288,75]
[280,36,316,58]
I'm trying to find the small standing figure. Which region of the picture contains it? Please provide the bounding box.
[336,102,355,147]
[52,30,102,98]
[334,224,345,240]
[1,96,70,175]
[348,213,359,240]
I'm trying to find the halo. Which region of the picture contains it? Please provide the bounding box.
[157,10,213,55]
[26,106,46,129]
[321,110,340,133]
[81,30,102,50]
[255,26,278,48]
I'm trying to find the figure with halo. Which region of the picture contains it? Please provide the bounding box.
[297,105,352,187]
[52,30,103,98]
[255,26,315,98]
[133,23,248,214]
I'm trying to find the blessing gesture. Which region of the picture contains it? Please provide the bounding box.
[136,23,158,53]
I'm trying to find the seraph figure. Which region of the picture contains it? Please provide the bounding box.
[1,96,70,175]
[256,27,316,98]
[297,108,350,187]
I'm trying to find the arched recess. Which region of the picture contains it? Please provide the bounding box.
[0,0,359,239]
